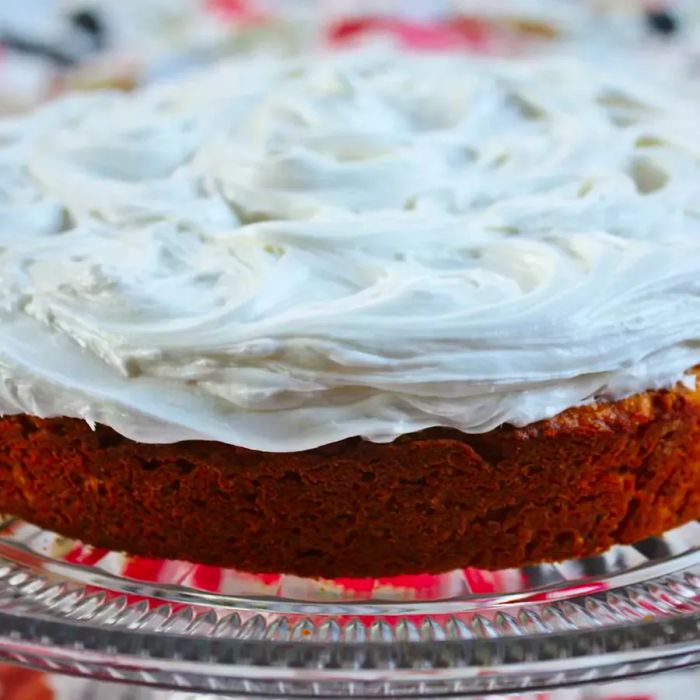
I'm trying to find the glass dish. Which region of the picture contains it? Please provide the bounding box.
[1,516,700,697]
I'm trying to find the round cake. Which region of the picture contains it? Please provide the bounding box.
[2,49,700,577]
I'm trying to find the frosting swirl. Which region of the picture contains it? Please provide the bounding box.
[2,50,700,451]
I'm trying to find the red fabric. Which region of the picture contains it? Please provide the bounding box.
[189,563,223,591]
[328,16,495,51]
[206,0,266,24]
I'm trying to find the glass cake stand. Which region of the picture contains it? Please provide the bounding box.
[1,517,700,697]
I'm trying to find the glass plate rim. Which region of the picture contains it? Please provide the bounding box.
[3,520,700,694]
[3,518,700,615]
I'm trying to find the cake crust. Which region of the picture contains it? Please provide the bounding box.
[2,373,700,578]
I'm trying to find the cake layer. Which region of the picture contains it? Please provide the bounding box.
[2,373,699,577]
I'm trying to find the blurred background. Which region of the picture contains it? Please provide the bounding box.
[1,0,699,113]
[2,654,700,698]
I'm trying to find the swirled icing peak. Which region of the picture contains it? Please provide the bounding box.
[2,49,700,451]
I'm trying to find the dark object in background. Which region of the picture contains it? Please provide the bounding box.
[646,8,679,36]
[70,9,107,50]
[0,32,77,66]
[0,7,107,68]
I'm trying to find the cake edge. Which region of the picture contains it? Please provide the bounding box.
[1,369,699,578]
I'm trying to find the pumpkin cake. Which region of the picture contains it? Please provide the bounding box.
[1,49,700,577]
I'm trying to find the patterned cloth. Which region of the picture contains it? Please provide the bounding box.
[2,0,698,111]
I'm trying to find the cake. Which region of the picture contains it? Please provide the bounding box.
[2,49,700,578]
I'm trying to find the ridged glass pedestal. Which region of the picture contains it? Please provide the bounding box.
[1,517,700,697]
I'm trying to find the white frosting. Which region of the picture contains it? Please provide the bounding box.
[2,49,700,452]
